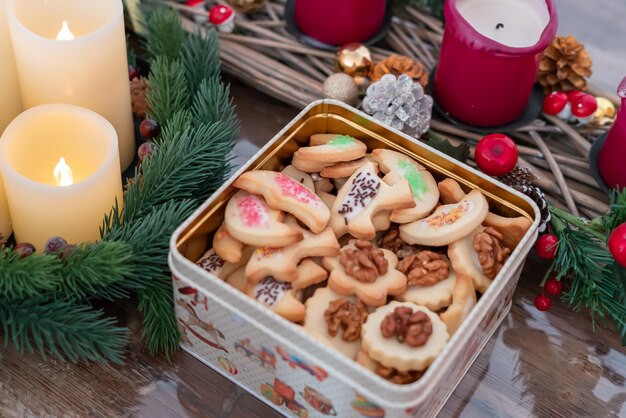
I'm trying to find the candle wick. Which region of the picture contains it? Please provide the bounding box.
[496,23,504,30]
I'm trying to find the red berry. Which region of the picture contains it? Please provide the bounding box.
[608,223,626,268]
[14,242,36,259]
[138,141,155,162]
[140,119,160,140]
[128,65,140,81]
[44,236,68,254]
[544,278,563,296]
[535,234,559,259]
[534,294,552,311]
[475,133,518,176]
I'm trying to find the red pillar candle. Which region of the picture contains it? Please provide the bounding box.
[434,0,558,127]
[599,77,626,190]
[294,0,386,46]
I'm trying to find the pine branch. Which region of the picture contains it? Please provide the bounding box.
[144,8,186,61]
[183,30,221,93]
[0,297,128,364]
[146,56,189,124]
[138,282,180,357]
[192,76,239,133]
[123,122,235,223]
[0,250,63,299]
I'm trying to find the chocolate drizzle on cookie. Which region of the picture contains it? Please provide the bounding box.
[338,171,381,223]
[254,276,291,306]
[197,252,225,273]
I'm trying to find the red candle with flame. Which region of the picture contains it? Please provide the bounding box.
[599,77,626,190]
[434,0,558,127]
[294,0,387,46]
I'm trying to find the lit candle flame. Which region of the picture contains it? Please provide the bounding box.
[53,158,73,186]
[56,21,75,41]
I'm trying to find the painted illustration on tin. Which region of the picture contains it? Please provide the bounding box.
[350,394,385,418]
[260,378,309,417]
[217,356,238,375]
[276,346,328,382]
[300,386,336,416]
[234,338,277,369]
[175,298,228,353]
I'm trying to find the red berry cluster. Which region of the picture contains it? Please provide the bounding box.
[534,278,563,312]
[533,233,562,312]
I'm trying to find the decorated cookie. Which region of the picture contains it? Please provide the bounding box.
[361,301,449,372]
[246,217,340,284]
[234,171,330,233]
[448,226,511,293]
[330,162,415,240]
[324,240,407,306]
[396,251,457,311]
[399,189,489,246]
[247,276,305,322]
[320,155,378,179]
[372,149,439,223]
[281,164,315,191]
[292,135,368,173]
[292,259,329,289]
[438,178,530,249]
[356,349,423,385]
[304,287,366,359]
[213,222,244,263]
[224,190,302,247]
[440,273,477,335]
[196,246,254,279]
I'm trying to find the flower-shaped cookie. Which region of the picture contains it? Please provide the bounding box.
[361,301,449,372]
[396,251,457,311]
[304,287,367,359]
[324,240,407,306]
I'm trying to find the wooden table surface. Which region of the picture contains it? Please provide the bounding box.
[1,81,625,418]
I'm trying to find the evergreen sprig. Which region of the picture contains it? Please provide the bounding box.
[549,189,626,345]
[0,297,128,364]
[1,6,236,362]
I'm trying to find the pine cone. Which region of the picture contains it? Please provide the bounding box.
[370,55,429,89]
[516,185,551,234]
[227,0,265,13]
[497,166,537,189]
[130,76,150,119]
[537,35,592,93]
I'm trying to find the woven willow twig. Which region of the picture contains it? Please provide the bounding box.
[161,0,612,215]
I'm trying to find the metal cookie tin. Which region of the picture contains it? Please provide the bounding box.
[169,100,540,418]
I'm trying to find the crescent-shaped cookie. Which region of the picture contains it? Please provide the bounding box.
[399,189,489,246]
[224,190,303,248]
[440,273,477,335]
[292,135,368,173]
[234,171,330,233]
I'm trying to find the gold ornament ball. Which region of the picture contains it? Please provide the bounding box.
[323,73,359,106]
[336,43,372,77]
[595,97,616,119]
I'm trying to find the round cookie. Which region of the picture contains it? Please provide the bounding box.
[372,149,439,223]
[399,189,489,246]
[361,301,449,372]
[303,287,365,359]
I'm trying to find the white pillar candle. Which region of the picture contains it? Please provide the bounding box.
[456,0,551,48]
[0,0,22,240]
[0,104,123,250]
[6,0,135,171]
